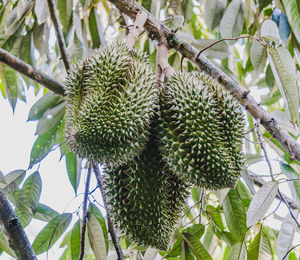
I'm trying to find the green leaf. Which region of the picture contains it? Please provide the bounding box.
[280,162,300,203]
[32,213,72,255]
[220,0,245,40]
[28,91,63,121]
[142,0,152,12]
[182,232,212,260]
[33,21,50,56]
[88,7,103,48]
[65,152,81,194]
[0,170,26,195]
[181,0,193,23]
[22,171,42,212]
[228,242,247,260]
[204,0,226,31]
[277,212,298,259]
[223,189,247,242]
[282,0,300,44]
[9,188,33,227]
[180,240,194,260]
[70,220,80,260]
[0,236,15,257]
[87,213,107,260]
[60,231,71,248]
[241,170,256,195]
[246,181,279,227]
[261,20,280,41]
[20,31,33,66]
[59,247,71,260]
[57,0,73,34]
[268,47,299,125]
[29,121,62,167]
[34,203,59,222]
[248,230,272,259]
[34,0,50,24]
[0,64,18,110]
[258,0,272,11]
[88,203,108,252]
[36,102,65,135]
[250,40,267,74]
[206,205,224,231]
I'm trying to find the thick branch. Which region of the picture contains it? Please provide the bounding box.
[93,165,124,260]
[47,0,71,71]
[0,48,65,96]
[108,0,300,164]
[0,189,37,259]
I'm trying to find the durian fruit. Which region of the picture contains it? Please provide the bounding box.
[159,71,245,189]
[103,129,189,250]
[65,42,158,166]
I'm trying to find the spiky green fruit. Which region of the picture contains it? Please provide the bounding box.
[65,42,158,166]
[103,131,189,250]
[159,72,245,189]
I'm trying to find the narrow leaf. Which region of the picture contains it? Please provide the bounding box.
[223,190,247,242]
[282,0,300,44]
[246,181,278,227]
[28,91,63,121]
[34,203,59,222]
[206,205,224,231]
[0,64,18,110]
[65,152,81,194]
[261,19,280,41]
[220,0,245,40]
[204,0,226,31]
[57,0,73,33]
[0,170,26,195]
[29,121,62,167]
[228,242,247,260]
[277,212,298,259]
[32,213,72,255]
[88,7,102,48]
[22,171,42,212]
[248,230,272,259]
[87,213,107,260]
[35,102,65,135]
[250,40,267,74]
[182,232,212,260]
[70,220,80,260]
[0,237,15,257]
[268,46,299,124]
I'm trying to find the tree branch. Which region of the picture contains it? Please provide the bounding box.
[0,189,37,259]
[46,0,71,71]
[93,164,124,260]
[107,0,300,164]
[0,48,65,96]
[79,166,92,260]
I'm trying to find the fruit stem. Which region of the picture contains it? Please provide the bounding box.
[125,11,148,49]
[157,44,174,80]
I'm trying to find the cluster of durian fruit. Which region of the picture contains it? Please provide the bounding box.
[65,42,245,250]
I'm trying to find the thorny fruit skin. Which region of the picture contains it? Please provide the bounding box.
[159,71,245,189]
[103,126,190,250]
[65,42,158,167]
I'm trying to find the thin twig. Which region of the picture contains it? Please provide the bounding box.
[196,35,266,59]
[278,191,300,227]
[79,166,92,260]
[93,164,124,260]
[283,243,300,259]
[46,0,71,71]
[256,119,274,181]
[0,48,65,95]
[198,189,204,224]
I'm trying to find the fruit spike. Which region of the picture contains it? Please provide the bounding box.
[65,42,158,166]
[159,71,245,189]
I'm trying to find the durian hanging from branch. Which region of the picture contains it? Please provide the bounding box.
[157,45,246,189]
[65,11,158,166]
